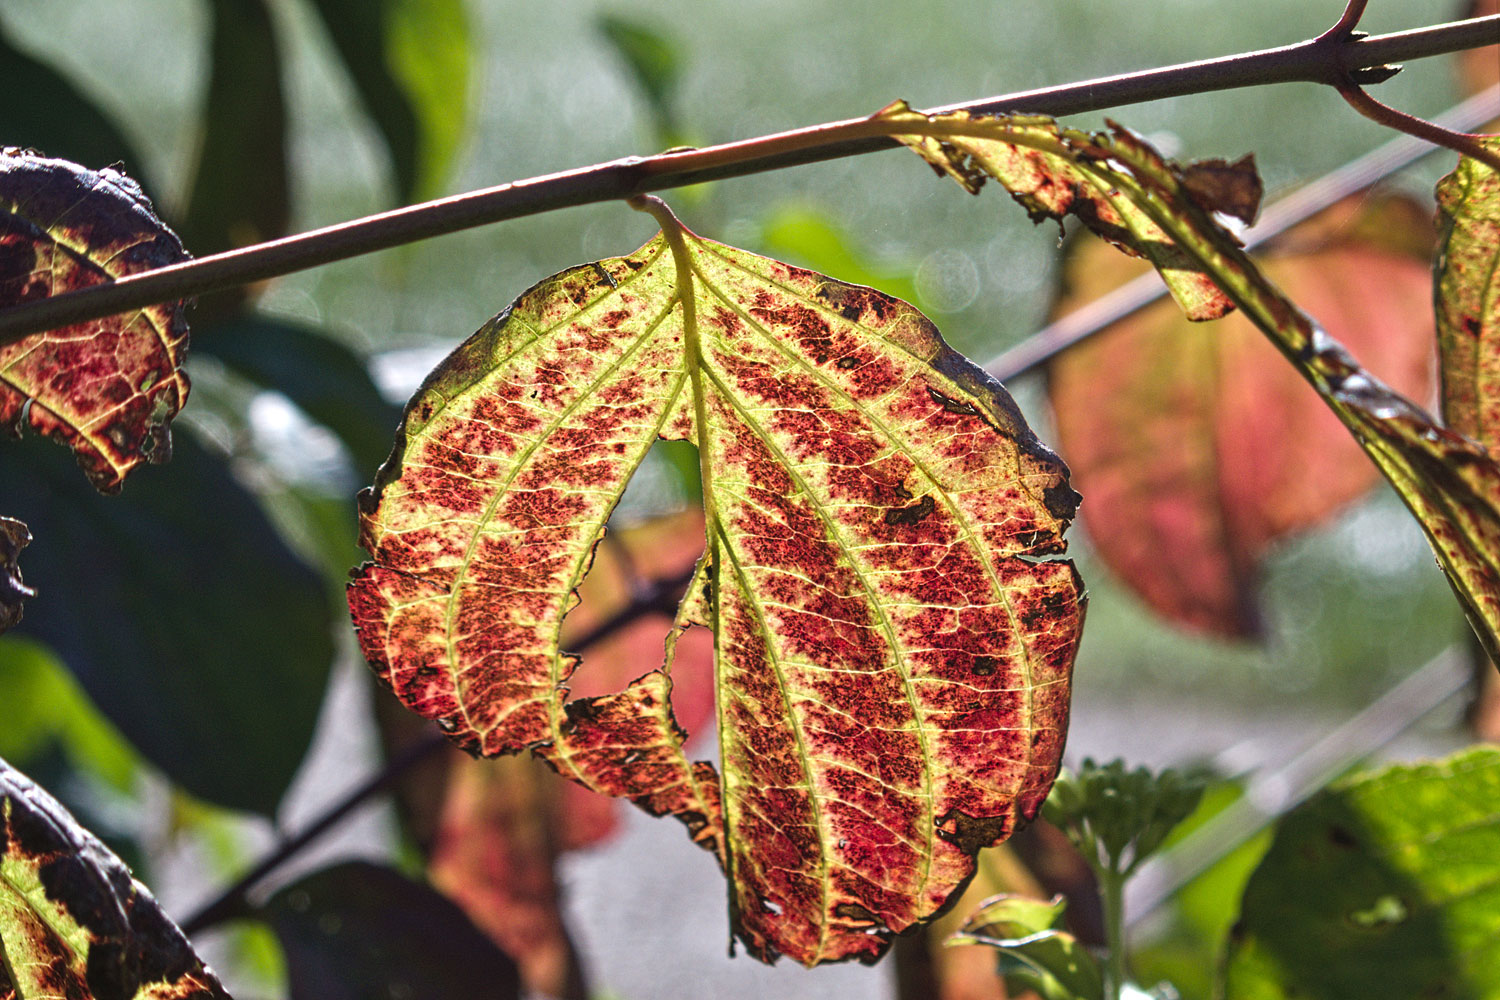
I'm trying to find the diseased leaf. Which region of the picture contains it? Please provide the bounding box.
[0,149,190,492]
[873,100,1253,321]
[305,0,471,201]
[349,210,1084,965]
[882,105,1500,663]
[0,755,231,1000]
[0,519,32,635]
[261,861,520,1000]
[3,435,333,815]
[1050,197,1435,636]
[1437,139,1500,448]
[425,508,711,997]
[1224,747,1500,999]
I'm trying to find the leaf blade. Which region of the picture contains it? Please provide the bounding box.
[0,150,190,492]
[350,220,1084,966]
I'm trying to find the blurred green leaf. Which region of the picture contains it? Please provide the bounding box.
[1225,747,1500,999]
[0,23,142,176]
[262,861,522,1000]
[180,0,288,261]
[0,434,334,815]
[597,13,682,145]
[0,635,137,791]
[950,894,1103,1000]
[196,314,401,474]
[306,0,471,201]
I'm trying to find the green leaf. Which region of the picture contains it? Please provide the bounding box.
[348,204,1084,965]
[596,14,683,145]
[949,894,1103,1000]
[261,861,520,1000]
[1436,139,1500,449]
[0,636,137,792]
[877,103,1500,665]
[178,0,288,260]
[0,149,190,493]
[194,314,401,473]
[0,24,142,177]
[1224,747,1500,999]
[0,519,32,635]
[0,756,230,999]
[305,0,471,201]
[3,434,333,815]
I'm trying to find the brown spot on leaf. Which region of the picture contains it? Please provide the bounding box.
[883,495,936,526]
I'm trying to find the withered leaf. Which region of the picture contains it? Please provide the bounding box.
[1050,196,1436,637]
[349,209,1084,965]
[0,149,190,492]
[882,107,1500,662]
[0,755,230,999]
[0,517,33,635]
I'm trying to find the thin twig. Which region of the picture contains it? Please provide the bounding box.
[1336,80,1500,174]
[981,84,1500,382]
[1318,0,1371,43]
[0,15,1497,347]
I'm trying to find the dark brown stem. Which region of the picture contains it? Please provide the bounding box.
[1,15,1497,347]
[1336,80,1500,174]
[1318,0,1371,42]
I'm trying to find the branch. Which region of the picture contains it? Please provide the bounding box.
[981,84,1500,382]
[1,13,1496,347]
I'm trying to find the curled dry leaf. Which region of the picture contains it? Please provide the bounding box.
[0,756,230,999]
[348,204,1084,965]
[0,149,190,493]
[1050,196,1436,637]
[883,104,1500,664]
[0,517,34,634]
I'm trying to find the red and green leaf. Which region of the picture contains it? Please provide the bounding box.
[882,104,1500,662]
[0,756,229,999]
[1437,139,1500,448]
[349,209,1084,965]
[0,150,190,493]
[1049,197,1436,636]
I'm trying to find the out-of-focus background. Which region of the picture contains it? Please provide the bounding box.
[0,1,1494,998]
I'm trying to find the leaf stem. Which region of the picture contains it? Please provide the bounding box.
[0,14,1496,347]
[1335,81,1500,174]
[1099,866,1129,1000]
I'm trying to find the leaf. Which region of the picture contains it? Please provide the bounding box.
[596,14,683,146]
[194,314,401,474]
[1049,196,1436,636]
[0,519,33,635]
[880,104,1500,664]
[348,210,1084,965]
[0,755,230,1000]
[304,0,471,201]
[874,100,1254,322]
[0,24,143,178]
[1223,747,1500,999]
[424,508,710,996]
[949,894,1103,1000]
[177,0,287,263]
[261,861,520,1000]
[0,149,190,493]
[1437,139,1500,448]
[2,434,333,815]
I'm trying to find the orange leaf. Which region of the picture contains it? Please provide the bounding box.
[1049,197,1435,636]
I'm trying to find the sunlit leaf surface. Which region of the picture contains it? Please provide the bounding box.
[882,104,1500,663]
[349,209,1084,965]
[1050,197,1435,636]
[1224,747,1500,999]
[1437,140,1500,448]
[0,150,189,492]
[0,756,229,999]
